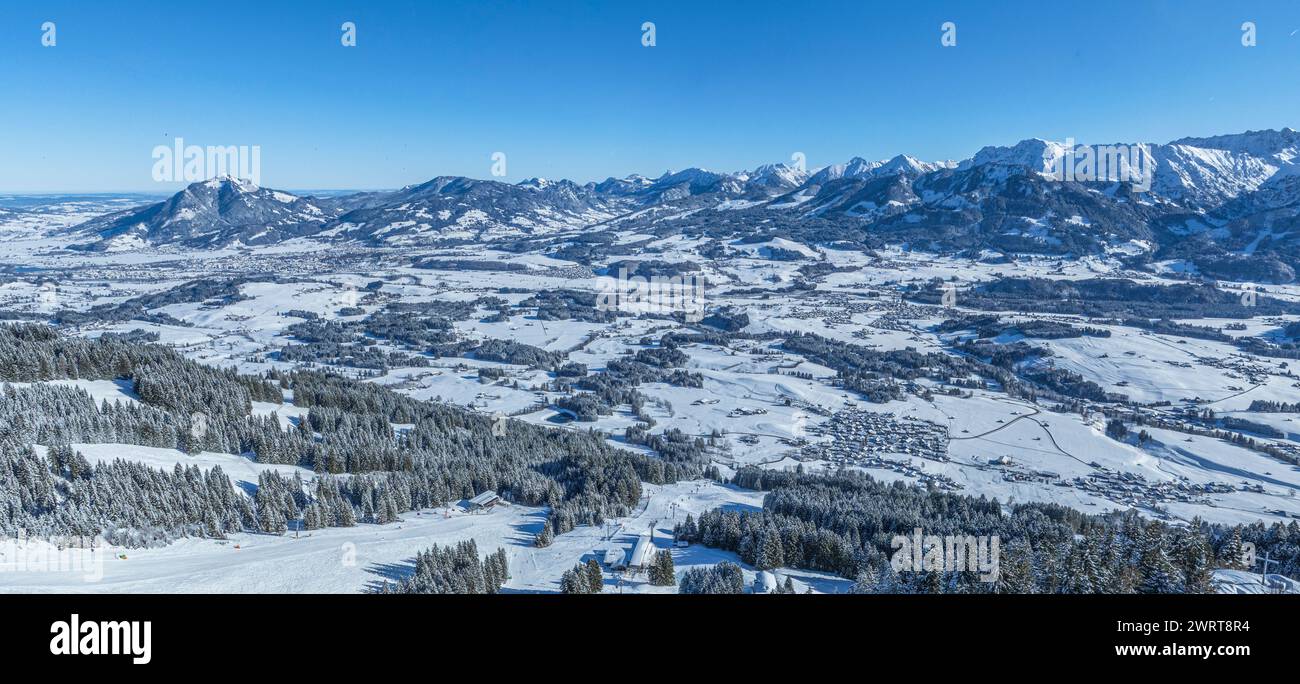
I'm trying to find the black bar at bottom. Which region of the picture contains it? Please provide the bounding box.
[1,593,1292,670]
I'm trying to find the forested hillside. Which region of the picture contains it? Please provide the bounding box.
[0,324,702,546]
[676,467,1300,593]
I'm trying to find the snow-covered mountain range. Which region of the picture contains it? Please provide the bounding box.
[63,128,1300,282]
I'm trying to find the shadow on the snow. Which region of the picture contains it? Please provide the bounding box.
[507,509,550,547]
[717,500,761,515]
[363,559,417,593]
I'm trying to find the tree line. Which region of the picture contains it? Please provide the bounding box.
[676,467,1297,593]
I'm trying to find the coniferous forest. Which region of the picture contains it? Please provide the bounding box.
[382,541,509,594]
[0,323,696,546]
[3,322,1298,592]
[675,467,1300,593]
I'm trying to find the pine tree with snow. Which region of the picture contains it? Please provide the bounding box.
[1174,525,1214,593]
[755,530,785,570]
[560,565,588,594]
[679,513,697,541]
[336,498,357,527]
[584,558,603,593]
[852,565,898,594]
[535,522,553,548]
[1221,527,1247,570]
[1137,527,1180,594]
[996,539,1036,594]
[361,494,376,524]
[491,549,510,590]
[648,549,675,586]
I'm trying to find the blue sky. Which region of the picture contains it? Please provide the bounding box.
[1,0,1298,192]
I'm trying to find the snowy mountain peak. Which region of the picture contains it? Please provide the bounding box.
[656,167,724,184]
[747,162,809,189]
[963,138,1070,174]
[194,175,261,193]
[876,154,943,176]
[67,178,330,250]
[807,154,943,186]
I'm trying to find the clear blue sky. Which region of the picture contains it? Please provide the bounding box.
[1,0,1298,192]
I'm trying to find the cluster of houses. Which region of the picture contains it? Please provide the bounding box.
[866,301,934,334]
[1193,354,1274,387]
[1067,470,1215,509]
[997,463,1062,485]
[781,293,893,330]
[534,265,596,280]
[814,297,882,328]
[804,409,950,461]
[778,294,928,338]
[796,409,960,490]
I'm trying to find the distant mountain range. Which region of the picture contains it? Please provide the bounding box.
[65,128,1300,282]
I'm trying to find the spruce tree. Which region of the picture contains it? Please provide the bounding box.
[535,522,553,548]
[996,539,1036,594]
[1137,527,1179,594]
[560,565,588,594]
[1175,526,1214,593]
[585,558,603,593]
[1221,527,1247,570]
[649,550,675,586]
[755,530,785,570]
